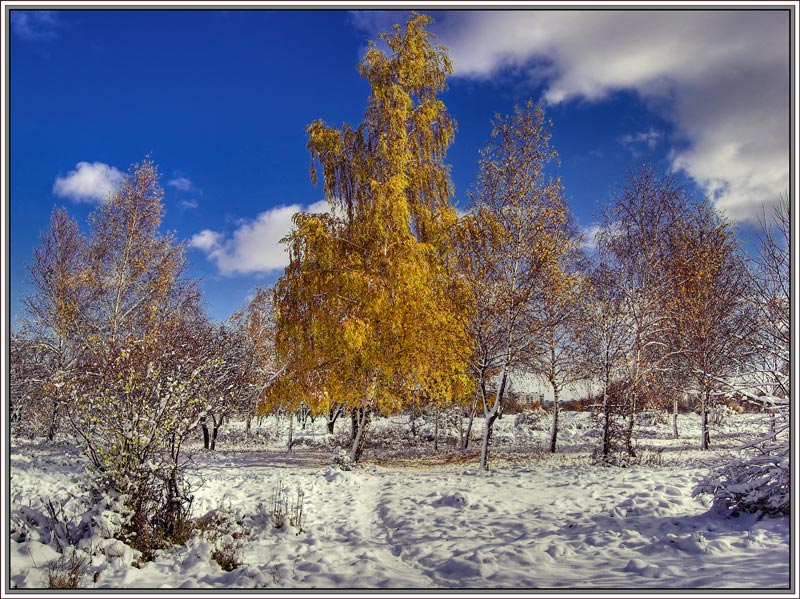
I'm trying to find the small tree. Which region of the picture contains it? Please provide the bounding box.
[9,331,49,437]
[67,158,206,552]
[21,207,90,440]
[597,166,690,456]
[581,262,630,460]
[664,204,753,449]
[192,322,250,450]
[694,199,789,514]
[455,101,571,470]
[230,287,284,433]
[527,252,586,454]
[749,198,790,399]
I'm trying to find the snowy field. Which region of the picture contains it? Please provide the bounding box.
[7,411,791,591]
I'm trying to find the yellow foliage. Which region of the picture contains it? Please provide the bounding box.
[274,14,472,416]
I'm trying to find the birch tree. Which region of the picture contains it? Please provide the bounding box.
[749,198,790,399]
[21,207,90,440]
[597,165,689,456]
[230,287,283,433]
[665,204,753,449]
[527,258,587,453]
[70,158,206,552]
[455,101,571,470]
[274,14,471,463]
[581,261,630,459]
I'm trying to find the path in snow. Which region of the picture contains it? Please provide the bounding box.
[8,412,790,590]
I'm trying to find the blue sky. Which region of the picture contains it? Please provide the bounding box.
[8,8,791,324]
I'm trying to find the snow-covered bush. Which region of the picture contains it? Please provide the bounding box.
[331,446,352,471]
[73,346,205,559]
[514,408,548,433]
[708,404,738,426]
[694,410,789,517]
[694,444,789,517]
[636,409,668,427]
[211,535,243,572]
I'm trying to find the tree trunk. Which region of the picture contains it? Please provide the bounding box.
[210,414,222,451]
[480,412,498,471]
[672,398,679,439]
[350,407,372,463]
[625,392,636,457]
[480,370,507,471]
[700,390,710,450]
[601,368,610,457]
[47,398,59,442]
[287,413,294,452]
[201,417,210,450]
[246,414,252,436]
[462,393,479,451]
[433,405,439,452]
[326,403,342,434]
[549,384,560,453]
[351,408,358,442]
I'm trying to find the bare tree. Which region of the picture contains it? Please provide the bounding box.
[455,101,573,470]
[230,287,284,433]
[581,261,630,459]
[748,198,790,399]
[9,331,49,437]
[598,165,689,456]
[526,252,587,453]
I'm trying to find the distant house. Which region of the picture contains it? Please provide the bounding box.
[507,391,544,408]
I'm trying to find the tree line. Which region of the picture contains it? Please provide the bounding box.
[10,13,789,552]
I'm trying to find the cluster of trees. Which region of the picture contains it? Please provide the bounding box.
[268,14,788,470]
[10,12,790,541]
[11,160,280,554]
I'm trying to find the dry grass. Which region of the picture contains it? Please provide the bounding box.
[47,552,87,589]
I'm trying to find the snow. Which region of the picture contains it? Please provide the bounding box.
[6,411,791,592]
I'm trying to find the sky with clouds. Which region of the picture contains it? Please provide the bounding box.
[8,6,793,323]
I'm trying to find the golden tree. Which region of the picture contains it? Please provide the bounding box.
[665,204,752,449]
[274,14,471,463]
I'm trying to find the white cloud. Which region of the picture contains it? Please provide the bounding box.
[52,161,123,203]
[434,11,789,222]
[189,229,222,252]
[579,223,603,252]
[11,11,58,41]
[620,128,662,150]
[190,200,330,276]
[179,198,199,210]
[167,176,196,192]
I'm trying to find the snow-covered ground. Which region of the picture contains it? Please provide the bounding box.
[7,411,791,591]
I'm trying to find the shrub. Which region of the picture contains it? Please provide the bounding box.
[211,535,242,572]
[694,449,789,517]
[270,483,286,530]
[514,408,548,431]
[47,551,87,589]
[694,407,789,517]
